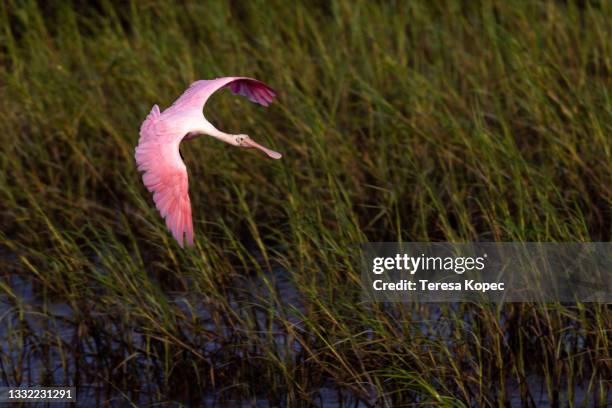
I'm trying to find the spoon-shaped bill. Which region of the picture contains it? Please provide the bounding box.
[243,138,282,159]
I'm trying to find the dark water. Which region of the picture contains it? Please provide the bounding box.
[0,266,606,407]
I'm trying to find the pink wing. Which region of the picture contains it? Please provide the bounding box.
[135,105,194,247]
[135,77,275,247]
[164,77,276,115]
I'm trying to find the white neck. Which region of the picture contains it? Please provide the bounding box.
[195,118,237,145]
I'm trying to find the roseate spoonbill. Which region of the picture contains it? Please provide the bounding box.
[135,77,282,247]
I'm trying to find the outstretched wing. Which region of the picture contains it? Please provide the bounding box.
[164,77,276,115]
[135,105,194,247]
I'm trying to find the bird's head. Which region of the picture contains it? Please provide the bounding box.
[234,134,282,160]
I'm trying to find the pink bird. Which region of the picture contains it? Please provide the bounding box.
[135,77,282,247]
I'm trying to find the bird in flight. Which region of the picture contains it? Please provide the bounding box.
[135,77,282,247]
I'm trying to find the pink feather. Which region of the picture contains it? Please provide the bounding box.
[134,77,277,247]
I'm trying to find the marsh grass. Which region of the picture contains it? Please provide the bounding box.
[0,0,610,406]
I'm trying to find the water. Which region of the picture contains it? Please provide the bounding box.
[0,266,607,407]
